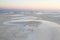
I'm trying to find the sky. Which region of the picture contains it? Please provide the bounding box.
[0,0,60,10]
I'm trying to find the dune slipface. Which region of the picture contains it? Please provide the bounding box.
[3,19,60,40]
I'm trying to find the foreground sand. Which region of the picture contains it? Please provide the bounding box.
[3,19,60,40]
[0,13,60,40]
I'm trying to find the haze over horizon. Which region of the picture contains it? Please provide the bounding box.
[0,0,60,10]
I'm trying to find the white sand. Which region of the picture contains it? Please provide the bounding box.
[3,19,60,40]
